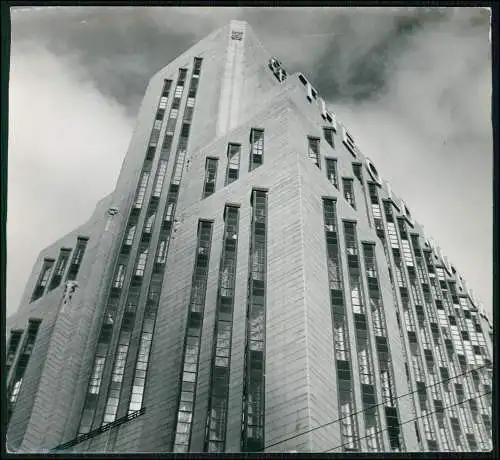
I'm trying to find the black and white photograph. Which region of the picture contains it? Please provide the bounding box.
[4,5,493,453]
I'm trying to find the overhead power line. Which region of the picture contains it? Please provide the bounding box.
[256,362,491,452]
[324,390,491,453]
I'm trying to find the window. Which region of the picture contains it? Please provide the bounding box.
[135,248,149,277]
[158,79,172,110]
[31,258,55,301]
[103,309,135,423]
[128,308,155,414]
[6,330,23,376]
[144,211,156,235]
[114,264,126,288]
[323,127,335,148]
[134,171,150,209]
[225,143,241,185]
[187,79,199,100]
[325,158,338,189]
[125,224,136,247]
[174,221,213,452]
[204,208,239,452]
[153,160,168,198]
[241,191,267,453]
[64,237,89,281]
[307,136,321,168]
[153,119,162,131]
[193,57,203,76]
[202,158,218,199]
[352,163,363,184]
[8,320,41,419]
[249,128,264,171]
[48,249,71,290]
[385,406,402,450]
[342,178,356,209]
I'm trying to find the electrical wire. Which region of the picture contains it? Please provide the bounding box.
[323,390,492,453]
[255,362,491,451]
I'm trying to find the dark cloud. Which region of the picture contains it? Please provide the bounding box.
[304,8,451,103]
[12,8,199,116]
[8,7,458,114]
[8,7,492,317]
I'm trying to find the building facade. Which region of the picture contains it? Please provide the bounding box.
[5,21,493,453]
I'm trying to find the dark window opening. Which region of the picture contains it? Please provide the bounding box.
[202,158,218,199]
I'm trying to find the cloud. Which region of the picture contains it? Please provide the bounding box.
[7,42,133,315]
[326,7,491,313]
[7,7,492,317]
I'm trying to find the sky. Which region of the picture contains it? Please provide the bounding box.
[7,6,492,318]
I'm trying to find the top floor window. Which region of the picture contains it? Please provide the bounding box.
[323,127,335,149]
[249,128,264,171]
[343,178,356,209]
[307,136,321,169]
[226,143,241,185]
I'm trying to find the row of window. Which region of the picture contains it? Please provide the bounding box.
[241,190,268,452]
[324,200,406,452]
[31,238,88,303]
[322,177,486,452]
[322,199,360,452]
[78,59,203,435]
[7,319,41,424]
[343,222,383,452]
[201,131,262,200]
[128,59,204,422]
[204,206,240,453]
[125,58,204,421]
[369,186,491,451]
[173,221,214,453]
[80,102,169,428]
[372,307,403,448]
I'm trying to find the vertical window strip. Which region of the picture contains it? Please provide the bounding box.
[202,158,218,199]
[8,320,41,422]
[148,79,173,155]
[322,199,359,452]
[102,309,135,424]
[225,143,241,185]
[307,136,321,168]
[343,222,382,451]
[100,241,152,425]
[342,178,356,209]
[410,242,465,449]
[249,128,264,171]
[142,203,158,239]
[77,75,179,435]
[49,249,71,291]
[204,207,239,453]
[172,221,214,453]
[31,258,55,301]
[241,190,267,452]
[101,67,196,429]
[326,158,338,189]
[420,244,482,442]
[6,330,23,378]
[152,160,168,198]
[162,70,188,160]
[362,243,405,451]
[126,58,204,418]
[134,171,151,209]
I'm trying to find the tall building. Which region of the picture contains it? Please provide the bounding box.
[5,20,493,453]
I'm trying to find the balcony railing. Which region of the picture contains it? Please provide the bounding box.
[51,407,146,452]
